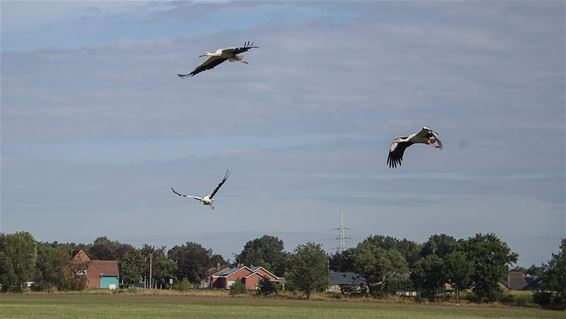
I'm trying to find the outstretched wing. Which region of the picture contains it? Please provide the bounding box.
[171,187,202,201]
[171,187,187,197]
[179,56,227,78]
[387,140,412,168]
[208,169,231,199]
[229,41,259,55]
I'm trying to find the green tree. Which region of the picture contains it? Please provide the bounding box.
[410,254,446,301]
[61,261,87,291]
[34,243,70,290]
[257,276,277,296]
[0,232,37,292]
[362,235,421,267]
[153,249,177,288]
[88,237,133,261]
[236,235,289,276]
[351,239,408,296]
[168,242,211,284]
[286,242,329,299]
[534,239,566,310]
[329,248,355,272]
[120,249,145,287]
[444,251,473,304]
[462,233,518,302]
[420,234,457,258]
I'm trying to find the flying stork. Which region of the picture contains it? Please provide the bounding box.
[177,41,258,77]
[171,169,231,210]
[387,127,443,168]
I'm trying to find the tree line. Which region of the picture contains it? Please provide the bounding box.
[0,231,564,309]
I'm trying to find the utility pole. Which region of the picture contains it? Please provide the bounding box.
[149,253,153,290]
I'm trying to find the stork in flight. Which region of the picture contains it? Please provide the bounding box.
[171,169,231,210]
[177,41,258,78]
[387,127,443,168]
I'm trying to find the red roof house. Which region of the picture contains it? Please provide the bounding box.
[210,265,282,290]
[71,249,119,289]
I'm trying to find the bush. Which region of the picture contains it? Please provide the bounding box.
[326,291,342,299]
[257,277,277,296]
[176,278,191,291]
[533,291,566,310]
[229,280,247,296]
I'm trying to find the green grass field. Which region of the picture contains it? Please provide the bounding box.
[0,293,563,319]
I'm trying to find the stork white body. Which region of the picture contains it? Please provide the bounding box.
[177,41,258,77]
[171,169,231,210]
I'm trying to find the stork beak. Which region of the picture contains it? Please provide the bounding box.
[199,54,206,58]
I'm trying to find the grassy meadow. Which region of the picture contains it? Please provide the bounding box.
[1,292,563,319]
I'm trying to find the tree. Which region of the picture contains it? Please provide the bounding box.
[88,237,133,261]
[461,233,518,302]
[286,243,329,299]
[152,249,177,288]
[534,239,566,310]
[329,248,355,272]
[120,249,145,287]
[444,251,473,304]
[410,254,445,301]
[0,232,37,292]
[34,243,70,290]
[168,242,211,284]
[350,239,408,296]
[361,235,421,267]
[236,235,289,276]
[257,276,277,296]
[420,234,457,258]
[137,245,177,289]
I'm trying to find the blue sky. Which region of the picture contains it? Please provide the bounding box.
[1,1,564,266]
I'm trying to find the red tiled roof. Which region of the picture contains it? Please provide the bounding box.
[71,250,91,264]
[89,260,119,276]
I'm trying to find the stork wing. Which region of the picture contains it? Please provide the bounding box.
[171,187,187,197]
[180,56,227,77]
[414,127,443,149]
[414,127,432,140]
[387,140,412,168]
[428,130,443,149]
[207,169,231,199]
[227,41,259,55]
[171,187,202,201]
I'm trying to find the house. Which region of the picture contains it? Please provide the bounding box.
[506,272,541,290]
[71,249,120,289]
[328,271,367,294]
[209,265,283,290]
[199,264,230,288]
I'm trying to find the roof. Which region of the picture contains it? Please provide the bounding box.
[71,249,91,264]
[208,266,230,276]
[329,272,366,286]
[89,260,119,277]
[507,272,541,290]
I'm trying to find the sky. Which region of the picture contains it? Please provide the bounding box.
[1,0,564,266]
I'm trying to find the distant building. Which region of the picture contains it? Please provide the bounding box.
[506,272,541,290]
[328,272,367,294]
[209,265,283,290]
[71,249,120,289]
